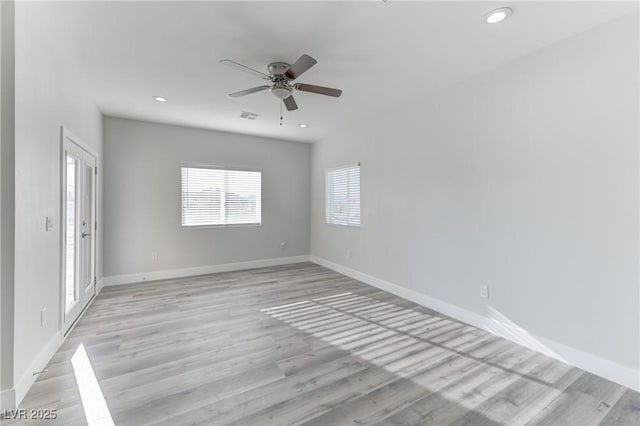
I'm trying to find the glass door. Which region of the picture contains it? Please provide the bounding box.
[63,138,97,334]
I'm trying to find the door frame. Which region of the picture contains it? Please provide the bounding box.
[59,127,99,336]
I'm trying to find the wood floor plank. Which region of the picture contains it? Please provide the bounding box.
[5,262,637,426]
[600,389,640,425]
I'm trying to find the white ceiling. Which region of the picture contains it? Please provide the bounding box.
[21,1,639,143]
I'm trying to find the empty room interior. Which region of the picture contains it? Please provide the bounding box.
[1,0,639,425]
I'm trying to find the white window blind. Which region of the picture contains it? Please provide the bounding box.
[181,167,262,227]
[326,163,360,227]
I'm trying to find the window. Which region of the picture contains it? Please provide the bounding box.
[326,163,360,227]
[181,167,262,227]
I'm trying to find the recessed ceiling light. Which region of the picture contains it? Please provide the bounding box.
[153,96,167,102]
[485,7,512,24]
[299,124,308,128]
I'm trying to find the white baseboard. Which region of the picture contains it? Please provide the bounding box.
[102,255,311,286]
[310,255,640,392]
[13,331,62,408]
[3,257,309,410]
[96,277,105,294]
[3,278,103,411]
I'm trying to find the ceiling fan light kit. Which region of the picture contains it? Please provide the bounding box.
[269,84,293,100]
[221,54,342,119]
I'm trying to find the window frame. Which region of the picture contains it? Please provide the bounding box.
[180,164,263,229]
[325,162,361,228]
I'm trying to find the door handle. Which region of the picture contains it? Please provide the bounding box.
[82,232,91,238]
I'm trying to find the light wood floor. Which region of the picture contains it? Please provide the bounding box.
[7,262,639,425]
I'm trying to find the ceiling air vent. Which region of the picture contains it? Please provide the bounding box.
[240,111,260,120]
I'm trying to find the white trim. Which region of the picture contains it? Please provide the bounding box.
[13,331,62,408]
[180,166,262,228]
[180,163,263,173]
[61,127,98,158]
[102,255,311,286]
[325,163,361,227]
[60,127,99,335]
[96,278,105,294]
[7,287,99,410]
[4,257,309,410]
[310,255,640,392]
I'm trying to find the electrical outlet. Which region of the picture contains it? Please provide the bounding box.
[151,251,158,261]
[45,216,53,232]
[40,308,47,326]
[347,249,352,259]
[480,285,489,299]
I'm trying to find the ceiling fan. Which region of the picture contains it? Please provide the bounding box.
[220,54,342,111]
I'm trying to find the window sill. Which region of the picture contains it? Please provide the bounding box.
[325,222,361,229]
[181,223,262,229]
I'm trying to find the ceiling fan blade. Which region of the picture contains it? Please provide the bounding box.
[228,86,271,97]
[220,59,271,80]
[295,83,342,97]
[284,54,317,80]
[283,95,298,111]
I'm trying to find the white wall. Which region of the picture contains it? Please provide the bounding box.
[9,1,104,406]
[311,13,639,388]
[103,117,310,279]
[0,0,16,410]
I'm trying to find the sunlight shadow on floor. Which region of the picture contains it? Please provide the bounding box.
[261,292,576,424]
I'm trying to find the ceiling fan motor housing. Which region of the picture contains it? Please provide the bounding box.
[267,62,294,99]
[267,62,290,77]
